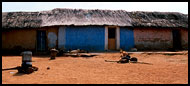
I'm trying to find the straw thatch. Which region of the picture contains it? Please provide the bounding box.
[40,8,132,27]
[127,11,188,28]
[2,8,188,29]
[2,12,42,29]
[2,8,132,29]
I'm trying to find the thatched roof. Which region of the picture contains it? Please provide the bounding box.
[127,11,188,28]
[40,8,132,27]
[2,8,188,29]
[2,12,42,29]
[2,8,132,29]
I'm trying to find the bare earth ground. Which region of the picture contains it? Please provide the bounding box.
[2,51,188,84]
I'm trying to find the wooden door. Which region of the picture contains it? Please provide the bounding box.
[108,28,116,50]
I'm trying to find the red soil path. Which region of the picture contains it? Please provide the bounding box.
[2,51,188,84]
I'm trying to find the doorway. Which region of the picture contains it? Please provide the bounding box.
[172,30,181,50]
[108,27,116,50]
[37,30,46,51]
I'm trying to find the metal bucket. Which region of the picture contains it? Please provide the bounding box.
[21,51,32,66]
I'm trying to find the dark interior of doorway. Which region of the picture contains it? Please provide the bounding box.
[108,28,116,38]
[37,30,46,52]
[172,30,181,50]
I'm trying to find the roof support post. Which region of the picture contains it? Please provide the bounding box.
[105,26,108,50]
[116,26,120,50]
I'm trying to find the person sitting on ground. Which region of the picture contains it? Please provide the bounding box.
[117,50,131,63]
[121,51,131,60]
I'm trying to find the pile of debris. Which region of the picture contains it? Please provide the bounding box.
[58,49,96,57]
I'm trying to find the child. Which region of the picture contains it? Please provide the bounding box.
[119,49,130,63]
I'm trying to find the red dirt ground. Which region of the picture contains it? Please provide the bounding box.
[2,51,188,84]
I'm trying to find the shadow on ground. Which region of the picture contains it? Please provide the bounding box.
[130,62,153,65]
[13,72,26,76]
[2,67,26,76]
[2,67,18,71]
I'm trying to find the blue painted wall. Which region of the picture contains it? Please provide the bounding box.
[120,27,135,51]
[65,26,105,51]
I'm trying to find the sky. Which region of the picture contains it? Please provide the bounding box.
[2,2,188,14]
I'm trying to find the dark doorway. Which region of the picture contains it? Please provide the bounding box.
[172,30,181,50]
[37,31,46,51]
[108,27,116,50]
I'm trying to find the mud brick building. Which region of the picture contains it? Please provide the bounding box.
[2,8,188,53]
